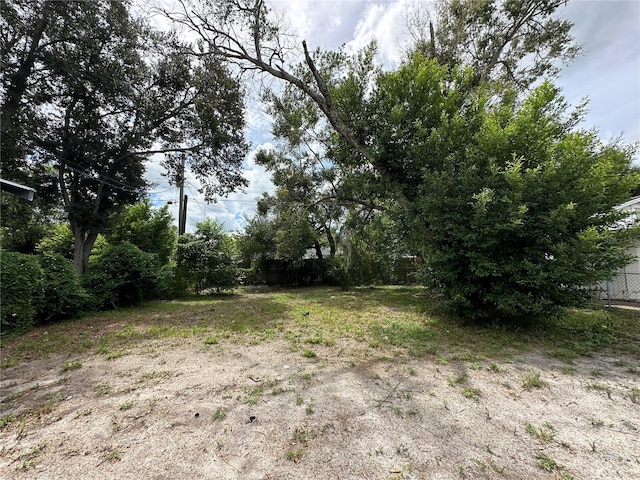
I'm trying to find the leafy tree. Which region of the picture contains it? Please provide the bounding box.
[106,198,176,265]
[171,0,638,319]
[370,57,638,318]
[407,0,581,88]
[176,218,239,294]
[236,215,277,270]
[253,148,340,261]
[2,0,248,274]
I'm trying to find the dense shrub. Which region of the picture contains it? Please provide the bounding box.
[0,251,43,335]
[175,219,240,294]
[155,264,188,299]
[84,242,159,309]
[37,253,89,322]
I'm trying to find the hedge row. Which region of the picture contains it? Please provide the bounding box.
[1,252,86,335]
[1,243,186,336]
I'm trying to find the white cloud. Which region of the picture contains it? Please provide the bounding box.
[344,0,415,66]
[144,143,276,234]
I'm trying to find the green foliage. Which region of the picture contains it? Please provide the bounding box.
[155,264,188,299]
[406,76,640,320]
[0,251,43,335]
[107,199,176,265]
[38,223,108,261]
[175,219,239,294]
[84,242,159,310]
[36,223,75,259]
[2,0,247,274]
[37,253,88,322]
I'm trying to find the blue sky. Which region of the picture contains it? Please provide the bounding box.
[146,0,640,233]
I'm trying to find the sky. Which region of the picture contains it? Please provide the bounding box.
[144,0,640,234]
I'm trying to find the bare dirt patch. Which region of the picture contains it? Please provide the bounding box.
[2,335,639,479]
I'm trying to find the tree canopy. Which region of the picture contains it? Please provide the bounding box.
[170,0,639,320]
[1,0,248,273]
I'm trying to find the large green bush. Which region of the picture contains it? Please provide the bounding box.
[37,253,89,322]
[155,264,188,299]
[1,251,43,335]
[84,242,159,309]
[176,219,239,294]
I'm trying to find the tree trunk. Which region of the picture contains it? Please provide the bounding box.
[71,222,99,275]
[325,227,336,257]
[314,240,324,261]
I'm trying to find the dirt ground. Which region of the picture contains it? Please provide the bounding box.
[1,333,639,479]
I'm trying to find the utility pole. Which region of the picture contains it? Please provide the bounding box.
[178,156,186,235]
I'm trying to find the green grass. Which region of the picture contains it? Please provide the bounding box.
[462,387,481,400]
[525,422,557,442]
[535,452,559,472]
[212,408,226,421]
[522,371,547,390]
[60,360,83,371]
[2,286,640,370]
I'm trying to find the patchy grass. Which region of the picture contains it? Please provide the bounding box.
[535,452,559,472]
[522,371,547,390]
[60,360,83,372]
[2,287,640,370]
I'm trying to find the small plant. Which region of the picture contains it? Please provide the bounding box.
[589,417,604,427]
[60,360,82,372]
[0,414,14,430]
[286,448,303,462]
[296,395,304,406]
[305,402,315,415]
[394,407,403,416]
[105,449,121,462]
[524,422,556,442]
[204,336,219,345]
[560,366,577,375]
[119,401,133,411]
[407,366,417,375]
[111,417,123,432]
[535,452,558,472]
[300,372,315,382]
[212,408,226,421]
[629,387,640,404]
[559,474,577,480]
[462,387,481,400]
[522,371,547,390]
[586,382,612,399]
[471,458,487,471]
[488,363,504,373]
[302,349,317,358]
[96,383,112,395]
[447,372,468,387]
[435,356,448,365]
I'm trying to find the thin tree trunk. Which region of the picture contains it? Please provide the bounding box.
[314,240,323,261]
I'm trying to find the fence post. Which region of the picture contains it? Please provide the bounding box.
[606,280,612,310]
